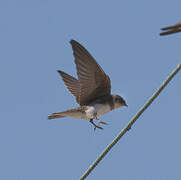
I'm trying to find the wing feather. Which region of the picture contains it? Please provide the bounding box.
[57,70,80,104]
[70,40,111,105]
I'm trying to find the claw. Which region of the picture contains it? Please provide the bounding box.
[90,119,103,131]
[94,125,103,131]
[98,120,108,125]
[95,117,108,125]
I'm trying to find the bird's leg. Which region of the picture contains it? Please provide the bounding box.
[89,119,103,131]
[95,117,108,125]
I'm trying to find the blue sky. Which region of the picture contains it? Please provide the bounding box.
[0,0,181,179]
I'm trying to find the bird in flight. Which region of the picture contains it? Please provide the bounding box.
[160,21,181,36]
[48,40,127,130]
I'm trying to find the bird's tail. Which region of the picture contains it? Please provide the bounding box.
[48,107,84,120]
[48,112,66,119]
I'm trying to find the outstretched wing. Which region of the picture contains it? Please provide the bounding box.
[70,40,111,105]
[161,21,181,30]
[57,70,80,104]
[160,21,181,36]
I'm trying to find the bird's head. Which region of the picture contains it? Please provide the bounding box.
[112,94,128,109]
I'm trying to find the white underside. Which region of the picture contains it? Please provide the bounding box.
[85,104,111,119]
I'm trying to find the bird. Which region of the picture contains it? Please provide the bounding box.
[48,40,127,130]
[160,21,181,36]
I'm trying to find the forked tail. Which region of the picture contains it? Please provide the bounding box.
[48,112,65,119]
[48,107,84,120]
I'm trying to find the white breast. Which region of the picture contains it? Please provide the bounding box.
[85,106,96,119]
[85,104,111,119]
[94,104,111,117]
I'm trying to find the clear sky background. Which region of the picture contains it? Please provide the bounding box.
[0,0,181,180]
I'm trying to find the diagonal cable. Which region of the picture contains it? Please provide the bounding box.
[80,63,181,180]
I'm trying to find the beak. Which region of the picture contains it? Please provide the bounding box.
[124,103,128,107]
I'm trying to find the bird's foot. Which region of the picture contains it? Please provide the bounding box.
[89,119,103,131]
[95,117,108,125]
[98,120,108,125]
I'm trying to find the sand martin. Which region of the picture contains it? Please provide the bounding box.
[160,21,181,36]
[48,40,127,130]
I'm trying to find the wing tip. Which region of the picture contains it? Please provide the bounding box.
[70,39,76,45]
[57,70,66,77]
[70,39,83,48]
[160,29,181,36]
[57,70,62,74]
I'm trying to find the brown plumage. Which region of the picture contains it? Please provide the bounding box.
[160,21,181,36]
[48,40,127,130]
[71,40,111,105]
